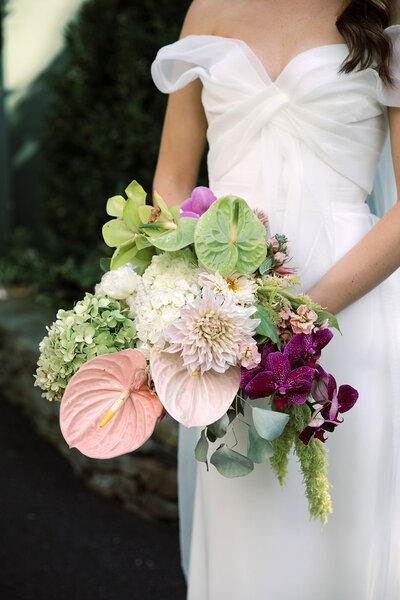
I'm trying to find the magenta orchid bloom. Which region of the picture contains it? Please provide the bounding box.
[180,186,217,218]
[243,351,315,410]
[283,330,334,367]
[240,340,277,389]
[299,365,358,445]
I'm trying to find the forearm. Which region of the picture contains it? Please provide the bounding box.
[305,200,400,314]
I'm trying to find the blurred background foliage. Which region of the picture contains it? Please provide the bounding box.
[1,0,207,308]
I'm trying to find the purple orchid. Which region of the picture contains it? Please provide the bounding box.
[284,330,333,367]
[244,351,315,410]
[299,365,358,445]
[240,340,277,389]
[180,186,217,218]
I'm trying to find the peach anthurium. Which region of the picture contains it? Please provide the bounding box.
[60,348,163,459]
[149,349,240,428]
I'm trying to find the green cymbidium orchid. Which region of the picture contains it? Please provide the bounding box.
[102,181,196,270]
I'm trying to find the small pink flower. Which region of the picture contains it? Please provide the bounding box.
[278,305,293,325]
[253,208,269,232]
[316,318,331,330]
[238,340,262,369]
[274,251,286,263]
[290,304,318,335]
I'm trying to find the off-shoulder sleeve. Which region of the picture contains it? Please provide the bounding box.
[377,24,400,106]
[151,35,215,93]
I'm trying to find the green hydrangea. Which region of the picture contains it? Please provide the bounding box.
[34,293,137,402]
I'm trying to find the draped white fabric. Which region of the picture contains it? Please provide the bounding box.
[151,25,400,600]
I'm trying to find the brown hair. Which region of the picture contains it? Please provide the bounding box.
[336,0,394,85]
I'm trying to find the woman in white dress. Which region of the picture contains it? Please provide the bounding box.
[150,1,400,598]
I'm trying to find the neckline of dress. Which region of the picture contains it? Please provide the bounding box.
[182,33,348,84]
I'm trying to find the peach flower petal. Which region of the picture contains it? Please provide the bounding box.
[60,349,163,459]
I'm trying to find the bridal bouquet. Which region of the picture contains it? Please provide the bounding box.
[34,181,358,524]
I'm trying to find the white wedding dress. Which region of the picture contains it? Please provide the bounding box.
[151,25,400,600]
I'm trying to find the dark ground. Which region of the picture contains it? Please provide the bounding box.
[0,397,186,600]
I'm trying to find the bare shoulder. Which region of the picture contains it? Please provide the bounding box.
[179,0,242,37]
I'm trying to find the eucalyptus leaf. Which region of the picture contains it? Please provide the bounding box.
[194,195,267,276]
[247,425,275,463]
[210,444,254,478]
[208,412,232,439]
[252,407,290,441]
[251,304,281,346]
[194,429,209,470]
[110,239,138,270]
[102,219,134,247]
[125,180,146,206]
[106,195,126,218]
[141,217,196,251]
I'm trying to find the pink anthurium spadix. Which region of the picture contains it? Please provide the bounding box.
[60,348,163,459]
[149,349,240,428]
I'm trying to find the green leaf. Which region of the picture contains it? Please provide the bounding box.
[210,444,254,478]
[128,246,155,275]
[247,425,275,463]
[123,197,141,232]
[99,257,111,273]
[142,217,196,251]
[194,195,267,276]
[251,304,280,346]
[125,180,146,206]
[110,239,138,270]
[252,407,290,441]
[259,257,273,275]
[138,204,153,223]
[153,189,174,220]
[106,195,126,218]
[170,204,181,221]
[194,429,209,470]
[135,234,153,250]
[316,310,341,333]
[208,412,232,439]
[102,219,134,247]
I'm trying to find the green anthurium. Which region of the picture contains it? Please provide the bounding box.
[194,195,267,276]
[106,195,126,218]
[123,197,141,232]
[140,217,196,251]
[125,180,146,206]
[153,190,174,221]
[102,219,134,247]
[110,239,139,270]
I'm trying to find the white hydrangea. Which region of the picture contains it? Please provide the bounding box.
[95,263,143,300]
[198,269,258,305]
[128,251,201,357]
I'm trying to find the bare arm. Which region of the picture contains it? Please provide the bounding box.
[305,106,400,314]
[152,0,219,207]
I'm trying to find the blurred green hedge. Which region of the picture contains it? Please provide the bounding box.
[2,0,209,307]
